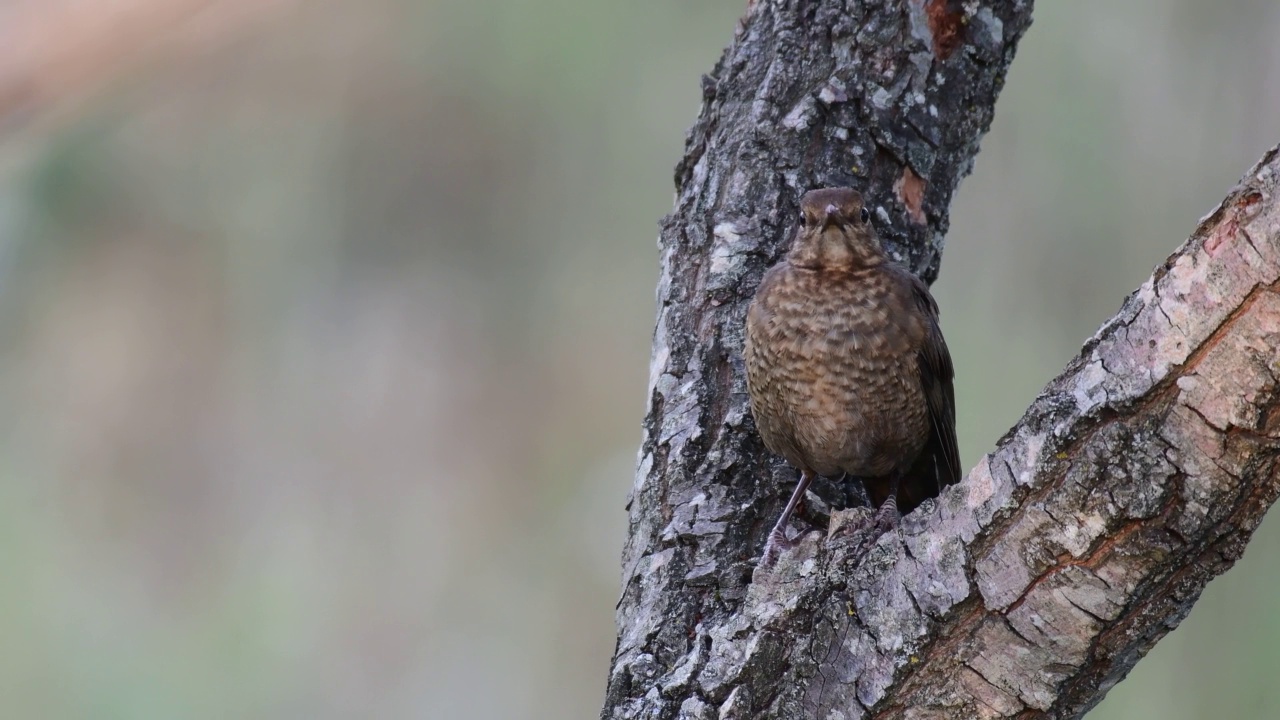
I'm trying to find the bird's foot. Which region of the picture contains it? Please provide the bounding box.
[854,500,902,557]
[757,470,814,569]
[759,526,796,568]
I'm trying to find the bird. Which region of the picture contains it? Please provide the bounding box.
[743,187,960,565]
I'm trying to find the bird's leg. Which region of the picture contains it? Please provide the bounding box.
[856,475,903,555]
[870,491,901,531]
[761,469,814,567]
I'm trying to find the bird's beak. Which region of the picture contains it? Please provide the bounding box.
[821,203,840,228]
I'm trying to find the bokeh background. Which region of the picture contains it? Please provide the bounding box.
[0,0,1276,718]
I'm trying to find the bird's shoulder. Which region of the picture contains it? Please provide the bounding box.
[876,263,940,320]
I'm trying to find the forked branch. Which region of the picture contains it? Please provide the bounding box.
[603,0,1280,717]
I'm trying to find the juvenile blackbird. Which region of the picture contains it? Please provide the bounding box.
[744,187,960,563]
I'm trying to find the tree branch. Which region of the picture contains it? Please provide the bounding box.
[605,2,1278,718]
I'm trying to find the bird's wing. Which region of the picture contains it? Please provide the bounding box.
[907,272,962,490]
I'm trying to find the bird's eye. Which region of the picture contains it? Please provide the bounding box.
[859,207,870,223]
[800,213,810,227]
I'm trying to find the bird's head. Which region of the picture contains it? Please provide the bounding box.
[786,187,885,271]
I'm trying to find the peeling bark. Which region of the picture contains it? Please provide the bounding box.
[605,2,1280,719]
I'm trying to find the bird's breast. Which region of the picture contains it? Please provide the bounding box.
[744,263,930,475]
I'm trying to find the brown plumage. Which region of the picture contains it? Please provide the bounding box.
[744,187,959,562]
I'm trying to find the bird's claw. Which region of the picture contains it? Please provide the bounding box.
[854,502,902,557]
[759,527,795,568]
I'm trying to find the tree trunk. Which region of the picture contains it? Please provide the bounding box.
[603,1,1280,718]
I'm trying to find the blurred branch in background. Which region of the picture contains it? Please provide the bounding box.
[0,0,295,137]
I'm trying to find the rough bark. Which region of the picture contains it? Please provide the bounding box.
[604,1,1280,719]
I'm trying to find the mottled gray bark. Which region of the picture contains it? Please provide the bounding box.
[604,1,1280,718]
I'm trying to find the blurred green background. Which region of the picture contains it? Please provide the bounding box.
[0,0,1276,717]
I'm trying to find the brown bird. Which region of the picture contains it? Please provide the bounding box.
[744,187,960,563]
